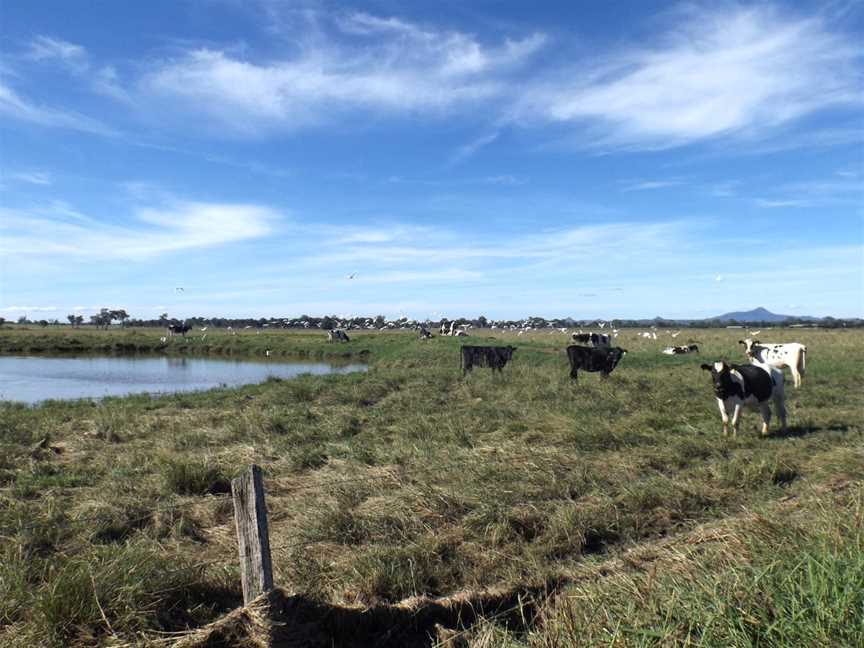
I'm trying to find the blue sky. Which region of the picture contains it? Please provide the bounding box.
[1,0,862,321]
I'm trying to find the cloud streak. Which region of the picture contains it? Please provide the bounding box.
[515,5,863,149]
[142,14,544,133]
[0,201,278,260]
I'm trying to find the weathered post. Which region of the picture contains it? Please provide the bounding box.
[231,464,274,604]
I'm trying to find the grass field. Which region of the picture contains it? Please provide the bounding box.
[1,326,862,647]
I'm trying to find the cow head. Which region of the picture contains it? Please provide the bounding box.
[701,361,738,399]
[505,346,517,359]
[738,338,758,357]
[606,348,626,372]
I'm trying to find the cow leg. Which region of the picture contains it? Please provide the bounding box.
[791,366,801,389]
[717,398,729,436]
[570,367,578,381]
[759,402,772,436]
[730,402,743,437]
[774,394,787,433]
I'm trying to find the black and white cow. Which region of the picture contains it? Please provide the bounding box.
[739,338,806,388]
[418,327,433,340]
[570,332,610,347]
[461,345,516,375]
[327,329,350,343]
[700,360,787,436]
[662,344,699,355]
[566,345,626,381]
[167,323,191,337]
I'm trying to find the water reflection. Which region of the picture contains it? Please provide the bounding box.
[0,355,367,404]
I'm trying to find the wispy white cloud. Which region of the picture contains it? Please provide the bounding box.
[4,170,52,185]
[621,179,683,192]
[754,176,864,208]
[754,198,811,208]
[0,80,116,135]
[141,15,544,133]
[0,201,278,260]
[23,35,129,102]
[516,5,863,149]
[451,131,499,163]
[0,305,58,313]
[27,36,86,65]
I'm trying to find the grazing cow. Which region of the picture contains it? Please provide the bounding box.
[454,330,468,337]
[739,338,806,388]
[570,332,610,347]
[566,345,626,381]
[327,329,350,343]
[461,345,516,375]
[662,344,699,355]
[167,323,191,337]
[418,327,433,340]
[701,361,787,436]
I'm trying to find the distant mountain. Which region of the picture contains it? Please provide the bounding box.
[710,307,815,322]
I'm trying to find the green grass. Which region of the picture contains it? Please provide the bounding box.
[0,325,862,646]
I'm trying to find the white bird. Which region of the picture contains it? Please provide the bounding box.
[750,330,761,336]
[159,336,167,343]
[265,349,271,357]
[671,330,681,338]
[598,322,606,329]
[715,275,723,282]
[200,327,208,332]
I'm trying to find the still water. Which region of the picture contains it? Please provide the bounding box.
[0,355,367,404]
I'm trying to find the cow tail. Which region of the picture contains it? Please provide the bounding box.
[800,346,806,376]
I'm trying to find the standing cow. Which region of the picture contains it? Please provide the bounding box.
[701,360,787,436]
[739,338,806,388]
[167,323,191,337]
[461,345,516,375]
[327,329,350,343]
[566,345,626,381]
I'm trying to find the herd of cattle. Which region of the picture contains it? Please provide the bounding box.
[458,332,807,438]
[164,321,809,437]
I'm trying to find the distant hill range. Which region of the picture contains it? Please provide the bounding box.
[708,307,816,323]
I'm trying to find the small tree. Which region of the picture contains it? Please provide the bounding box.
[110,309,129,327]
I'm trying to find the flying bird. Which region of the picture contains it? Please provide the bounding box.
[174,287,184,293]
[346,271,358,280]
[715,275,723,282]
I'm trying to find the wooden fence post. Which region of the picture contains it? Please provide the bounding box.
[232,464,274,605]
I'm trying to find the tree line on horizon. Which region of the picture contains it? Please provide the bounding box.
[2,311,862,330]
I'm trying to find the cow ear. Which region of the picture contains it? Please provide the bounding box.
[700,363,712,371]
[753,340,760,345]
[738,340,745,345]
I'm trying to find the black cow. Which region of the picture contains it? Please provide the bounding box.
[461,345,516,375]
[167,323,191,337]
[570,332,610,347]
[566,345,626,381]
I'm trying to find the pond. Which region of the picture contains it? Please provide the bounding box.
[0,355,368,404]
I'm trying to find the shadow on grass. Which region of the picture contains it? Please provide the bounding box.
[771,423,852,439]
[177,580,563,648]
